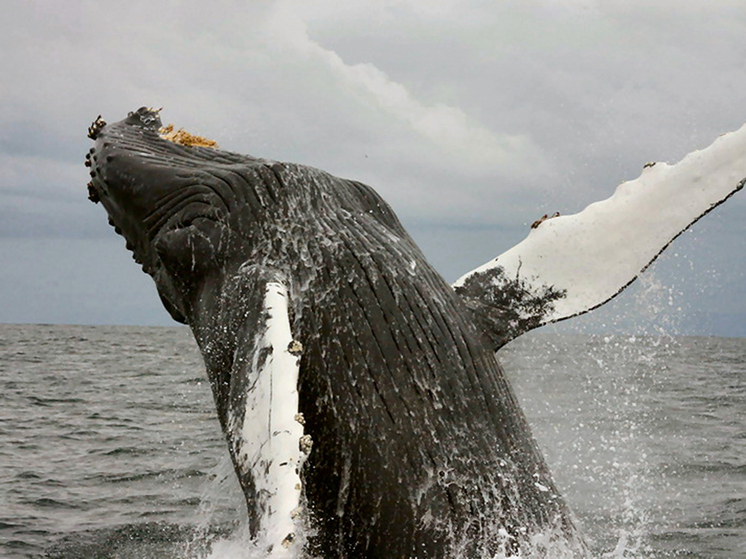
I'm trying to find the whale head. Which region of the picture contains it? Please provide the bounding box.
[86,107,251,324]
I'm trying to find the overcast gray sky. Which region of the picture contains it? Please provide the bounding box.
[1,0,745,334]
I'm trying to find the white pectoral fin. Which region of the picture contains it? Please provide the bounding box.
[454,124,746,347]
[233,280,307,555]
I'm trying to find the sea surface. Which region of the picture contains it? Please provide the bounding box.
[0,324,743,558]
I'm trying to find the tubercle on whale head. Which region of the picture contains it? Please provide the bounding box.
[85,107,237,325]
[121,106,163,130]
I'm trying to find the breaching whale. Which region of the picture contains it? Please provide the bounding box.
[85,108,745,558]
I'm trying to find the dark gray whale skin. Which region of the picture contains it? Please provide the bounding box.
[86,108,587,557]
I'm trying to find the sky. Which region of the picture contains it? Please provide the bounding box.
[1,0,745,335]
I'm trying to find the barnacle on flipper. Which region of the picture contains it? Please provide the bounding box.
[530,212,560,229]
[158,123,219,148]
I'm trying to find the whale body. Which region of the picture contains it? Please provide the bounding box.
[86,108,745,558]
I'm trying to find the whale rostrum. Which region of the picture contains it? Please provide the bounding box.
[86,107,745,558]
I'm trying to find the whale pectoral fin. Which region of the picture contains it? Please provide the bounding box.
[454,124,746,350]
[225,271,306,552]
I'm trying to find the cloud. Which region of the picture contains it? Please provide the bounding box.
[1,0,745,327]
[264,4,546,181]
[2,1,745,228]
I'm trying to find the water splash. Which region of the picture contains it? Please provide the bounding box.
[501,287,686,557]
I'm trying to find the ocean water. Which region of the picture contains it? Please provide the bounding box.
[0,323,743,558]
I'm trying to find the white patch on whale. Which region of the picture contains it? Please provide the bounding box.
[231,281,307,557]
[455,124,746,325]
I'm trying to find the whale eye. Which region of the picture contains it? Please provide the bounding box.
[154,218,229,279]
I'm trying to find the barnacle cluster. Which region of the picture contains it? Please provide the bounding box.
[158,123,219,148]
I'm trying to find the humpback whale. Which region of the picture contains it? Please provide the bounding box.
[85,108,745,558]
